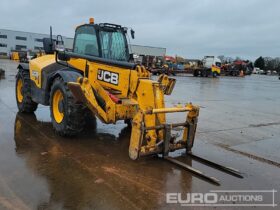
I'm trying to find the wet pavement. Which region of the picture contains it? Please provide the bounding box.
[0,59,279,209]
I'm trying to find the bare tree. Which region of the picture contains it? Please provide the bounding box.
[217,55,225,63]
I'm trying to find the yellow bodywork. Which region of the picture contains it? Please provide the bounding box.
[63,56,199,159]
[26,15,199,159]
[211,65,221,74]
[16,15,200,160]
[29,55,56,88]
[36,52,46,58]
[27,50,199,159]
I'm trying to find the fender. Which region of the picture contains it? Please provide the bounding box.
[47,69,83,94]
[31,67,83,105]
[51,69,83,84]
[44,68,83,103]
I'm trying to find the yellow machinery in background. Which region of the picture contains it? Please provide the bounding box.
[10,51,20,61]
[10,50,29,62]
[15,18,242,185]
[36,51,45,58]
[11,50,45,62]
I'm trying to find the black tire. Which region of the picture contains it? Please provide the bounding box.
[16,69,38,113]
[50,77,87,136]
[84,108,97,130]
[213,71,217,78]
[124,119,132,128]
[200,70,205,77]
[193,70,199,77]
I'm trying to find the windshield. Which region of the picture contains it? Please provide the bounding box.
[99,29,128,61]
[74,26,99,57]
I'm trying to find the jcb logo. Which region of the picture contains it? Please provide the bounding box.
[97,69,119,85]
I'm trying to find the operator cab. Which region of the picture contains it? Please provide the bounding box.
[73,19,133,62]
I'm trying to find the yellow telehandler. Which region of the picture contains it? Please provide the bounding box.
[15,18,242,185]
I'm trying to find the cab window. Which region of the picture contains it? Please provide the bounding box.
[99,29,128,61]
[73,26,99,57]
[215,62,221,67]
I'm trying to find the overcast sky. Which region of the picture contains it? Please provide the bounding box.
[1,0,280,60]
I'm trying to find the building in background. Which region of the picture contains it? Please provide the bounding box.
[0,29,166,60]
[0,29,73,56]
[129,44,166,68]
[129,44,166,57]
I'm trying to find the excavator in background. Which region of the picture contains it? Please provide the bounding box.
[15,18,243,185]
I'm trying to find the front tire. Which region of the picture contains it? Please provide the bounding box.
[50,77,86,136]
[16,69,38,113]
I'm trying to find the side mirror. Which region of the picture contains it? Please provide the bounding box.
[131,29,135,39]
[43,38,54,54]
[57,51,70,61]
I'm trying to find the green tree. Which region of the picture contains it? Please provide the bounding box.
[254,56,265,69]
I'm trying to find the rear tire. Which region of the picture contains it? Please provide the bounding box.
[16,69,38,113]
[200,70,205,77]
[50,77,86,136]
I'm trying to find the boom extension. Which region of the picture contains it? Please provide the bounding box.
[67,76,199,160]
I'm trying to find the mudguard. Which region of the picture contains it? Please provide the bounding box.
[33,68,83,105]
[52,69,83,84]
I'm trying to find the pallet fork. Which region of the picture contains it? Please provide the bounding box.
[160,122,243,185]
[129,104,242,185]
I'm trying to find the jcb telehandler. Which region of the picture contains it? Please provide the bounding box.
[15,18,242,185]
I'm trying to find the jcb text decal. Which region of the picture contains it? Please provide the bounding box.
[97,69,119,85]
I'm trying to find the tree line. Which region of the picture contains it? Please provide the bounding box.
[254,56,280,73]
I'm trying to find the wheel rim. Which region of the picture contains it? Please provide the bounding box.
[16,79,23,103]
[52,89,64,123]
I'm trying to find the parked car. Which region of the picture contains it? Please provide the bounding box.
[253,67,262,74]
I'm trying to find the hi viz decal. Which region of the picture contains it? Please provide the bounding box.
[97,69,119,85]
